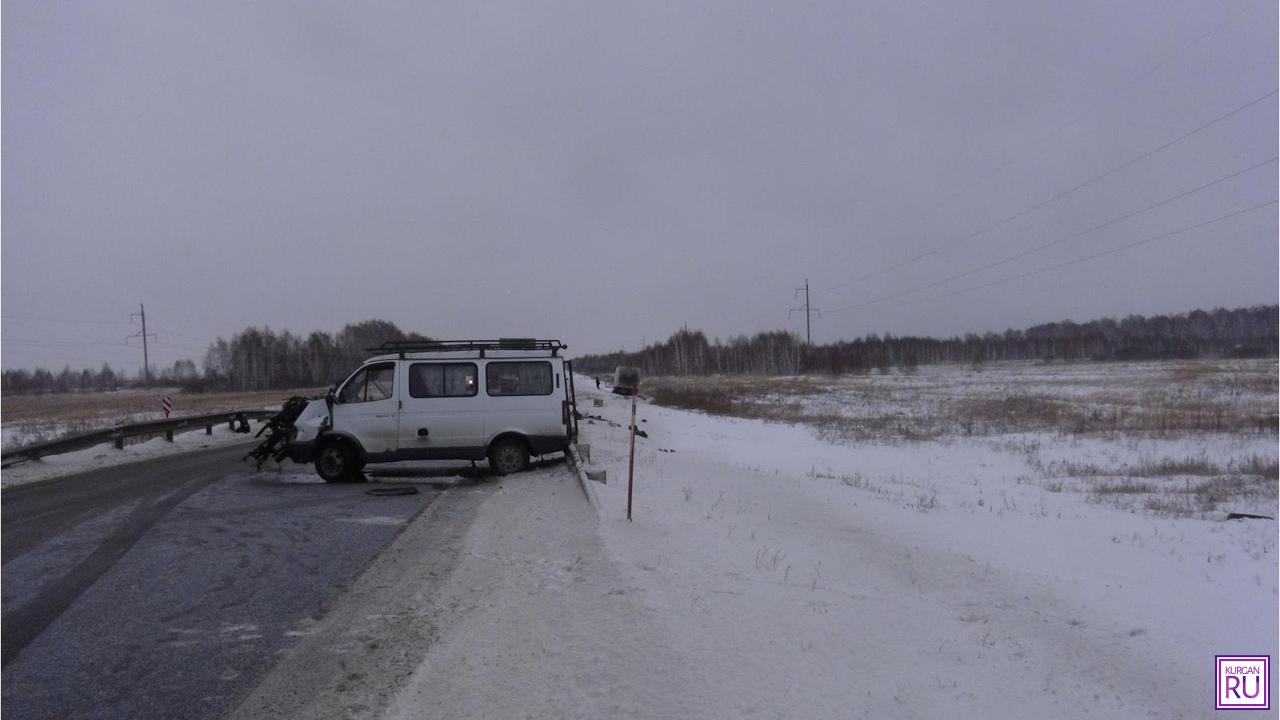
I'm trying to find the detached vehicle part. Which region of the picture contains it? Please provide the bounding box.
[243,396,318,469]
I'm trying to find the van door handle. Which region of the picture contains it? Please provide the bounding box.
[374,413,395,418]
[417,428,429,437]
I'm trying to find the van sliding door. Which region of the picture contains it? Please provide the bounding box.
[399,362,485,457]
[483,361,561,443]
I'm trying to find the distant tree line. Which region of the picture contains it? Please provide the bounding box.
[574,305,1279,377]
[2,320,425,395]
[2,363,126,394]
[5,307,1275,394]
[199,319,427,392]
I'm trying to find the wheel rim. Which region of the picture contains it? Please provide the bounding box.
[318,447,345,476]
[493,444,524,473]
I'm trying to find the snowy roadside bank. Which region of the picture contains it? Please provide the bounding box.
[571,377,1277,719]
[1,424,260,489]
[382,463,720,719]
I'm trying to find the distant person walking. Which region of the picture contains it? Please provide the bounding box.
[595,376,601,389]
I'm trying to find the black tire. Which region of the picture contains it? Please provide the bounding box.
[488,437,529,476]
[314,441,357,483]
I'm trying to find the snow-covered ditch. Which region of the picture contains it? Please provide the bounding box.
[569,374,1277,719]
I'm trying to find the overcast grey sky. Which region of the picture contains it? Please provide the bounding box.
[3,0,1277,373]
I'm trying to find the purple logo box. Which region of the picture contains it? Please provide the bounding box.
[1216,655,1270,711]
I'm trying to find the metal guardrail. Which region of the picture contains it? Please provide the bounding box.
[0,410,278,466]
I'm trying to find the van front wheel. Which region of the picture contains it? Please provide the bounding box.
[315,442,357,483]
[488,438,529,475]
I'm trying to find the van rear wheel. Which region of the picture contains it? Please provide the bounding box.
[315,442,357,483]
[488,438,529,475]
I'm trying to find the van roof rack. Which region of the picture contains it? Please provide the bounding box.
[366,339,565,358]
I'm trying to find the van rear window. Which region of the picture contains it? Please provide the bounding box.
[485,361,553,396]
[409,363,478,398]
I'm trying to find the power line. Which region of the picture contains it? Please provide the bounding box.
[0,310,223,340]
[1,315,134,326]
[828,200,1276,320]
[2,335,208,348]
[918,200,1278,306]
[0,353,128,369]
[2,342,205,372]
[3,339,130,348]
[736,2,1263,298]
[876,0,1263,235]
[822,154,1277,316]
[157,331,215,344]
[818,87,1278,295]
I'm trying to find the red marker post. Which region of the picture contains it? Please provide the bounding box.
[613,365,642,521]
[627,392,637,521]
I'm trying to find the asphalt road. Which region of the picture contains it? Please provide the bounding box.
[1,444,452,720]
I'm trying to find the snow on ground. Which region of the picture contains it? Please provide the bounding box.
[381,369,1274,719]
[383,465,726,720]
[0,415,181,449]
[2,386,303,449]
[0,387,186,449]
[566,377,1276,719]
[12,363,1265,716]
[647,359,1277,445]
[0,423,261,489]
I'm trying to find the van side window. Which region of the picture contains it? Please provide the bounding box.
[409,363,478,398]
[338,364,395,403]
[485,361,553,396]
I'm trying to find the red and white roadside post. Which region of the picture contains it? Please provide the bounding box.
[614,365,642,522]
[627,391,637,521]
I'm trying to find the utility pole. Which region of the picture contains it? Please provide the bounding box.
[128,303,157,384]
[789,279,821,345]
[804,282,810,345]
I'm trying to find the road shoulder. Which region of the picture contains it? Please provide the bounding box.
[234,457,717,720]
[380,464,715,720]
[227,481,487,720]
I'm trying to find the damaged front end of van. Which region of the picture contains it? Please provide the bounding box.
[243,394,331,469]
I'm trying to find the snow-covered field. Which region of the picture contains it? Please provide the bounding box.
[0,387,299,487]
[568,364,1277,718]
[643,360,1278,517]
[1,387,306,449]
[645,359,1277,438]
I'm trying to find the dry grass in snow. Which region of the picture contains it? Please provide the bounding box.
[643,359,1277,517]
[1,387,317,449]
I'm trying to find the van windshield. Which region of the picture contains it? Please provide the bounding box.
[338,364,395,403]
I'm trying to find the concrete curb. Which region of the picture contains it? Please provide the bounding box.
[567,443,602,520]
